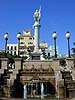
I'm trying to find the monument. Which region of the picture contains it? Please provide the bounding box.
[30,8,45,60]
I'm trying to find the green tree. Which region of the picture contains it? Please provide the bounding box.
[72,42,75,54]
[71,42,75,67]
[59,57,66,66]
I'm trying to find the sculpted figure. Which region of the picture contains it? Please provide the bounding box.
[33,7,41,22]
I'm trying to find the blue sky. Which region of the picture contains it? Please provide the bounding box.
[0,0,75,55]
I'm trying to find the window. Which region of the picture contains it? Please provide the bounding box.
[20,51,24,55]
[7,46,9,50]
[11,51,12,54]
[32,56,40,60]
[29,37,32,40]
[11,46,13,50]
[20,37,24,40]
[14,46,16,50]
[14,51,16,55]
[20,42,24,44]
[28,42,33,44]
[19,46,25,49]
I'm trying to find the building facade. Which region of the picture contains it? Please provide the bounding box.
[7,44,18,56]
[49,45,59,58]
[7,35,49,57]
[19,30,34,57]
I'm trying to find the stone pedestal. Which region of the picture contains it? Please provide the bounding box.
[14,58,22,70]
[52,58,60,71]
[0,58,8,70]
[30,52,42,60]
[66,58,75,80]
[66,58,74,68]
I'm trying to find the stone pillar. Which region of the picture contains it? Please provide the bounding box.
[41,83,44,99]
[52,58,60,71]
[14,58,22,70]
[66,58,74,69]
[66,58,75,80]
[34,22,40,52]
[24,84,27,99]
[0,58,8,70]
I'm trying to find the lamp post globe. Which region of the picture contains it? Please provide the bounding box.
[4,33,8,40]
[52,32,57,58]
[66,32,70,39]
[52,32,57,39]
[66,32,70,57]
[4,33,9,57]
[17,32,21,57]
[17,32,21,40]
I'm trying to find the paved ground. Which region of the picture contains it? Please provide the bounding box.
[0,97,75,100]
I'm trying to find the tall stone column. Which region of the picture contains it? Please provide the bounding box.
[41,83,44,99]
[34,23,40,52]
[24,84,27,99]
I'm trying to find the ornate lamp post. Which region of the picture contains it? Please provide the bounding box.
[52,32,57,58]
[4,33,8,57]
[66,32,70,57]
[17,32,21,57]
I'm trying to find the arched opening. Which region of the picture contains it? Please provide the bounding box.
[8,57,15,70]
[23,81,56,99]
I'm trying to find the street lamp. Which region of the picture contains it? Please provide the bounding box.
[52,32,57,58]
[4,33,8,57]
[17,32,21,57]
[66,32,70,58]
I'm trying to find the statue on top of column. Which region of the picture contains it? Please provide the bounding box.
[33,6,41,22]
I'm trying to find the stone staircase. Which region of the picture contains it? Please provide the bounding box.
[62,71,75,98]
[1,69,20,97]
[2,69,10,85]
